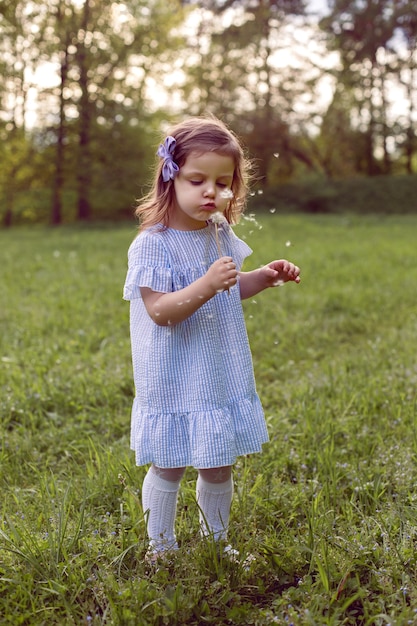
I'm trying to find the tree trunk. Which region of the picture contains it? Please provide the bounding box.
[405,45,416,174]
[51,45,69,225]
[77,0,92,221]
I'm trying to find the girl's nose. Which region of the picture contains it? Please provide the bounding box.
[204,184,215,197]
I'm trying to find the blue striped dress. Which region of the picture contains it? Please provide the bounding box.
[123,222,269,469]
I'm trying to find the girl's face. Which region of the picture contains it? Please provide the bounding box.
[171,151,235,230]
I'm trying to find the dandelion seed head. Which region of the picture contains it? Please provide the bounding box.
[210,211,226,224]
[273,280,284,287]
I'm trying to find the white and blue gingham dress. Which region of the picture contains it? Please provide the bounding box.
[123,223,269,469]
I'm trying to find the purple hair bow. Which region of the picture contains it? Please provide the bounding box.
[157,136,179,182]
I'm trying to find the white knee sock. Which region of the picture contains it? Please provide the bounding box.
[142,468,181,551]
[196,475,234,542]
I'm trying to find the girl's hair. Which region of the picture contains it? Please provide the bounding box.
[135,116,251,230]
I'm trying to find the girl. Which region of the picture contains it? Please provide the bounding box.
[123,117,300,562]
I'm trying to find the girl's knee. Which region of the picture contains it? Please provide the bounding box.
[151,465,186,482]
[198,466,232,483]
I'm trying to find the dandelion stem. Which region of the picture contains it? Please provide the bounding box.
[214,223,230,296]
[214,224,222,258]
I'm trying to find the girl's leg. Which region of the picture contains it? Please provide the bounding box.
[196,466,233,542]
[142,465,185,552]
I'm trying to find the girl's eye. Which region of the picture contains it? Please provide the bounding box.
[190,180,202,186]
[217,183,227,188]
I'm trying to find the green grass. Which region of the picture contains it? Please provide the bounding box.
[1,215,417,625]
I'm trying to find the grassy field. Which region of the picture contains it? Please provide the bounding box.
[1,214,417,625]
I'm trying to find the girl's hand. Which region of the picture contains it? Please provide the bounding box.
[206,256,238,293]
[262,259,301,287]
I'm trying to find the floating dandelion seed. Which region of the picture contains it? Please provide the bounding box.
[270,208,276,214]
[273,280,285,287]
[257,189,263,195]
[220,188,234,199]
[285,240,291,247]
[242,213,262,231]
[273,152,279,158]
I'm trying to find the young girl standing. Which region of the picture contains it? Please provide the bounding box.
[123,117,300,562]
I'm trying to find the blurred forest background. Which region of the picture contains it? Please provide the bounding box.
[0,0,416,227]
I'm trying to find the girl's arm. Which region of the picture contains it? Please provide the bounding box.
[141,256,238,326]
[239,259,300,300]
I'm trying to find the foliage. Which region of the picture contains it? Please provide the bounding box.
[247,173,417,215]
[1,215,417,624]
[0,1,416,225]
[319,0,417,176]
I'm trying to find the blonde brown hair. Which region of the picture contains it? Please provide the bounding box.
[135,116,251,230]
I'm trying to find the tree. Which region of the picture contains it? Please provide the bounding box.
[393,1,417,173]
[29,0,187,223]
[180,0,316,185]
[0,0,43,225]
[320,0,415,176]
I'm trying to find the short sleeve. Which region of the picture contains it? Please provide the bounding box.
[123,231,173,301]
